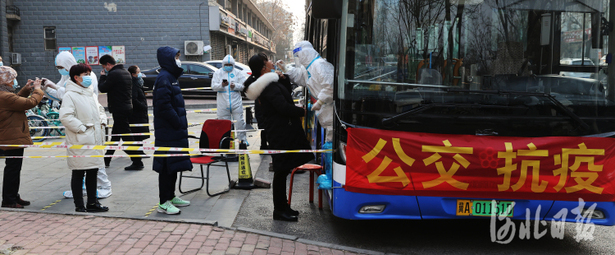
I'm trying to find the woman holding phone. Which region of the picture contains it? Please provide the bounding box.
[0,67,44,208]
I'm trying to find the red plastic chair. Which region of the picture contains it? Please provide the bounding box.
[180,119,235,196]
[288,163,323,209]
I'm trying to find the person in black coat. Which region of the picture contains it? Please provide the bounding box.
[244,54,314,222]
[124,65,150,170]
[98,55,140,168]
[152,46,193,215]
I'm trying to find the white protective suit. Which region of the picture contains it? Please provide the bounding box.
[287,41,334,141]
[44,51,111,198]
[211,55,249,142]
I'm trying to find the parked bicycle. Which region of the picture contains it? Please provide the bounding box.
[26,97,63,142]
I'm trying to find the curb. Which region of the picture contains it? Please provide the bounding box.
[0,207,219,226]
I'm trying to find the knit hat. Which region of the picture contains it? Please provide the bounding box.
[0,66,17,86]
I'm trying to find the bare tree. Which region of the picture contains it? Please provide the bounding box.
[256,0,297,60]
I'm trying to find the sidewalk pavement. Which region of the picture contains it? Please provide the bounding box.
[0,210,374,255]
[8,109,256,228]
[0,100,382,255]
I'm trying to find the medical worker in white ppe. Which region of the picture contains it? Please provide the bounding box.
[43,52,101,103]
[42,51,112,199]
[278,41,335,189]
[211,55,249,144]
[279,41,334,142]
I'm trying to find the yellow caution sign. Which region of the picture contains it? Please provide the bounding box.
[234,142,255,189]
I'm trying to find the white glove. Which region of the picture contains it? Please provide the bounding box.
[275,60,287,73]
[311,100,323,111]
[42,78,56,88]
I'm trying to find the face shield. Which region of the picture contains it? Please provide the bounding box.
[293,47,303,67]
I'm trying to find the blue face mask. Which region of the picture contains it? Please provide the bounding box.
[223,66,233,72]
[12,79,18,89]
[59,69,69,76]
[0,62,3,66]
[81,76,92,87]
[137,73,143,78]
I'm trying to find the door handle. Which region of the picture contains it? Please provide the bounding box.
[191,77,198,80]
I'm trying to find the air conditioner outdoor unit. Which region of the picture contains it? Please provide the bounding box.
[184,41,204,56]
[11,53,21,65]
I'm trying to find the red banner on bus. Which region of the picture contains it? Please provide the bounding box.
[345,127,615,202]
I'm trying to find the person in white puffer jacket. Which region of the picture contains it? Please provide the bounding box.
[59,64,109,213]
[43,51,112,199]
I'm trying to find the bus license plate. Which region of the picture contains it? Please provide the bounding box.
[456,200,514,217]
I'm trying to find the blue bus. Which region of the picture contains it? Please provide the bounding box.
[301,0,615,225]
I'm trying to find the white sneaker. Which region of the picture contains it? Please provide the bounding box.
[62,189,87,199]
[62,190,72,198]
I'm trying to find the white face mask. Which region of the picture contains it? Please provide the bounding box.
[175,59,182,67]
[294,57,301,68]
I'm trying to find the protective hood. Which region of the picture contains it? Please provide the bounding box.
[223,55,235,66]
[294,41,320,68]
[55,51,78,71]
[43,52,77,101]
[157,46,183,78]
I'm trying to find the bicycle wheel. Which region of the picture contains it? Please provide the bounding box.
[27,115,49,142]
[46,112,64,136]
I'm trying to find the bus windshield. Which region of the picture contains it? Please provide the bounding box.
[343,0,613,137]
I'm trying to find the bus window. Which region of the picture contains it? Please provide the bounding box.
[343,0,610,136]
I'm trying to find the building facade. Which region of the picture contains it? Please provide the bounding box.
[0,0,275,85]
[209,0,275,64]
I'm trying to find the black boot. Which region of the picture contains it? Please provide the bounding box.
[104,158,111,167]
[125,158,144,170]
[124,163,144,171]
[286,207,299,216]
[273,210,298,221]
[16,195,30,206]
[86,202,109,212]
